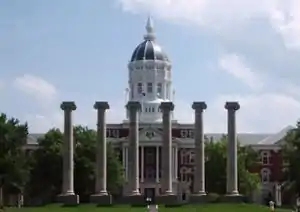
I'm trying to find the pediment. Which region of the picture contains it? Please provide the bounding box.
[139,127,163,141]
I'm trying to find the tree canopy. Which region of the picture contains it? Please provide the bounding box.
[0,113,29,194]
[205,135,260,195]
[27,126,124,202]
[281,121,300,201]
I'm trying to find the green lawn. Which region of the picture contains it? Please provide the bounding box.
[5,204,291,212]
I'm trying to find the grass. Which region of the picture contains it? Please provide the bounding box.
[5,203,291,212]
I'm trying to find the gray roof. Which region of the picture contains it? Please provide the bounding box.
[257,125,294,145]
[205,133,271,146]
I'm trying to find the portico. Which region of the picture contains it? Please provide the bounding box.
[120,127,180,197]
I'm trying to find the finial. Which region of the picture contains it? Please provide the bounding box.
[144,16,155,41]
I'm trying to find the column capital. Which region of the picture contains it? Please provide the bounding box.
[225,101,240,111]
[126,101,141,111]
[159,102,174,112]
[192,101,207,111]
[94,101,110,110]
[60,101,76,111]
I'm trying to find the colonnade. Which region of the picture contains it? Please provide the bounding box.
[57,100,240,204]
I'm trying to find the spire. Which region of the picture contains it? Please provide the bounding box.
[144,16,155,41]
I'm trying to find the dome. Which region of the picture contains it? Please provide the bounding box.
[130,40,169,62]
[130,16,169,62]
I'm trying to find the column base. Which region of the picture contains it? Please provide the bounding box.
[90,193,112,206]
[190,193,207,204]
[57,193,79,206]
[221,193,244,203]
[156,193,178,206]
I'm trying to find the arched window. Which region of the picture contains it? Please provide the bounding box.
[260,151,271,165]
[261,168,271,183]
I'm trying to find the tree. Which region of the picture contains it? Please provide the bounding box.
[28,126,124,202]
[204,135,260,195]
[0,113,29,199]
[280,121,300,202]
[27,129,63,201]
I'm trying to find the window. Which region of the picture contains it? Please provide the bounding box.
[137,83,143,94]
[131,85,134,98]
[180,149,194,165]
[260,151,271,165]
[180,167,192,182]
[180,167,188,182]
[152,107,155,112]
[261,168,271,183]
[147,83,153,93]
[157,83,162,96]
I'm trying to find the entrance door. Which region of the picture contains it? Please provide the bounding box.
[144,188,155,203]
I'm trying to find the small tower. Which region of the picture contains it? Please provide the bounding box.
[126,17,173,123]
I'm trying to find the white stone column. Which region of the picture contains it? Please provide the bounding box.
[192,102,207,195]
[225,101,240,195]
[58,101,79,205]
[61,101,76,195]
[156,146,159,183]
[141,146,144,182]
[160,102,174,195]
[93,101,109,196]
[126,101,141,196]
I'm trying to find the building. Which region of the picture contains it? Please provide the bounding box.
[24,17,291,204]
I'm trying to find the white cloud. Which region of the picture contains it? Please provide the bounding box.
[13,74,57,101]
[218,54,264,90]
[118,0,300,49]
[25,112,63,133]
[208,93,300,133]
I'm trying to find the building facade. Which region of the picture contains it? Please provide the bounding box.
[24,17,292,203]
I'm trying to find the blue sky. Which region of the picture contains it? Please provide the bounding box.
[1,0,300,133]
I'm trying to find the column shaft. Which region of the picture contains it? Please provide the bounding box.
[126,101,141,195]
[192,102,207,195]
[62,110,74,194]
[141,146,144,182]
[227,110,238,194]
[94,102,109,195]
[156,146,159,183]
[225,102,240,195]
[160,102,174,194]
